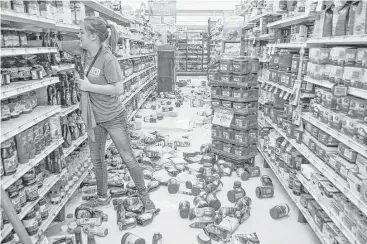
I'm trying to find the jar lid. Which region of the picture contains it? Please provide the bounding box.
[234,181,242,188]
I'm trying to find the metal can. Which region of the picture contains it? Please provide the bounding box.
[256,186,274,198]
[236,168,250,181]
[269,203,290,219]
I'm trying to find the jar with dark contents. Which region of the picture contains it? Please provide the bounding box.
[39,198,48,220]
[12,230,20,244]
[22,210,39,236]
[7,185,21,214]
[50,185,61,204]
[23,170,39,201]
[2,100,11,121]
[34,164,44,188]
[8,96,21,119]
[2,232,15,244]
[2,208,9,225]
[33,204,42,226]
[1,70,11,86]
[15,179,27,207]
[1,138,18,176]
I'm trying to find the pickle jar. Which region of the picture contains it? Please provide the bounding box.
[23,210,39,236]
[23,170,39,201]
[7,185,21,214]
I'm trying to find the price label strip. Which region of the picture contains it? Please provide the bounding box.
[212,109,234,128]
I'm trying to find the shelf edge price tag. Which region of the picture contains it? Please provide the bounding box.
[212,109,234,128]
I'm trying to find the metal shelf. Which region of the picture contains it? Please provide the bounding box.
[267,13,317,28]
[297,173,363,244]
[213,106,258,116]
[248,11,284,23]
[212,136,256,146]
[129,89,155,121]
[258,147,329,244]
[1,10,79,33]
[264,116,367,216]
[307,35,367,45]
[304,76,367,99]
[63,134,88,158]
[31,164,92,244]
[123,65,155,84]
[267,43,307,49]
[1,138,64,190]
[122,73,157,107]
[258,78,293,94]
[209,81,258,89]
[211,95,259,103]
[302,112,367,159]
[1,47,58,57]
[117,53,156,61]
[60,103,79,117]
[84,0,131,25]
[211,148,257,160]
[1,77,60,100]
[1,106,61,143]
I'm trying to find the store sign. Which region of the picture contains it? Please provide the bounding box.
[212,109,234,127]
[148,0,176,16]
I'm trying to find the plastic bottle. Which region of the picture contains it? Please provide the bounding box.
[87,232,96,244]
[75,227,83,244]
[179,200,190,218]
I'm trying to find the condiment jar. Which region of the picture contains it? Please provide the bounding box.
[2,233,15,244]
[33,204,42,226]
[22,210,39,236]
[7,185,21,214]
[39,198,48,220]
[23,170,39,201]
[15,179,27,207]
[8,96,21,118]
[50,185,61,204]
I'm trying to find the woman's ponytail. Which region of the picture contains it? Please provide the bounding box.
[107,23,118,54]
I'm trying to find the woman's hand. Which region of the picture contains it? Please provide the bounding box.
[77,77,94,92]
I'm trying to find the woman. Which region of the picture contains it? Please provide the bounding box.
[58,17,156,211]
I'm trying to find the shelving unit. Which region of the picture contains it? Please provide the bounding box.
[1,77,60,100]
[1,106,62,142]
[1,137,64,192]
[258,147,328,244]
[83,0,132,24]
[263,116,367,216]
[304,77,367,99]
[297,173,362,244]
[1,47,58,57]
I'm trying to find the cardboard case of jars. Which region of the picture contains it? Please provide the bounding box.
[208,54,259,167]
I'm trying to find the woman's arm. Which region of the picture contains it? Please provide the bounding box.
[57,40,83,56]
[82,81,124,96]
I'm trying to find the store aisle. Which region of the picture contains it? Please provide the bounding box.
[56,77,321,244]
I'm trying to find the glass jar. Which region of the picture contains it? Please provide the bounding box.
[1,138,18,176]
[23,171,39,201]
[2,233,15,244]
[39,198,48,220]
[7,185,21,214]
[26,0,39,15]
[33,204,42,226]
[13,0,25,13]
[16,180,27,207]
[21,94,33,114]
[50,186,61,204]
[23,210,39,236]
[8,96,21,119]
[2,100,11,121]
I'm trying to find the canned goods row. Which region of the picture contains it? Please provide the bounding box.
[212,126,258,144]
[211,86,259,99]
[212,141,258,157]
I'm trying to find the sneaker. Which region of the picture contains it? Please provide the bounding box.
[81,196,111,208]
[139,193,157,213]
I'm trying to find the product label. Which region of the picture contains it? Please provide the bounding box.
[3,154,17,175]
[50,195,61,204]
[220,64,228,71]
[235,135,244,142]
[234,149,242,156]
[23,217,38,232]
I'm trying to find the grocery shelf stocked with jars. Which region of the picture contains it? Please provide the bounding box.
[238,0,367,243]
[0,1,160,243]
